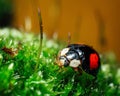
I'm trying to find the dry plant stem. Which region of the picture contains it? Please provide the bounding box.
[35,8,43,71]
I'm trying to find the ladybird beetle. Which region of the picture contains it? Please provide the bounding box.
[57,44,100,76]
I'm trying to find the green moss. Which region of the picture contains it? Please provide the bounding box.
[0,28,120,96]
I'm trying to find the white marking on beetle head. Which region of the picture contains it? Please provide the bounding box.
[67,54,75,60]
[69,59,81,68]
[60,48,69,56]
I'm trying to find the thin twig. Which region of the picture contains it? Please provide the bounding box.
[35,8,43,71]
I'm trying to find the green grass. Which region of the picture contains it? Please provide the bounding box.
[0,28,120,96]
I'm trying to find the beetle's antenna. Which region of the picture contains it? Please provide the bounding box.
[67,32,71,45]
[38,8,43,58]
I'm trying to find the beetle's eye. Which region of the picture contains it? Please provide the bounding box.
[59,56,69,67]
[64,59,69,67]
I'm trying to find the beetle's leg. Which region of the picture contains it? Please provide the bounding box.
[73,67,83,75]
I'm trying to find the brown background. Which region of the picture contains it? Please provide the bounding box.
[12,0,120,61]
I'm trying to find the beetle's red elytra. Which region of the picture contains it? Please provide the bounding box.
[90,53,99,70]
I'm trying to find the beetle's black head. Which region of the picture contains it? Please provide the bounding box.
[57,47,81,68]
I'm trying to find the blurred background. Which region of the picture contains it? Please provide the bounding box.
[0,0,120,62]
